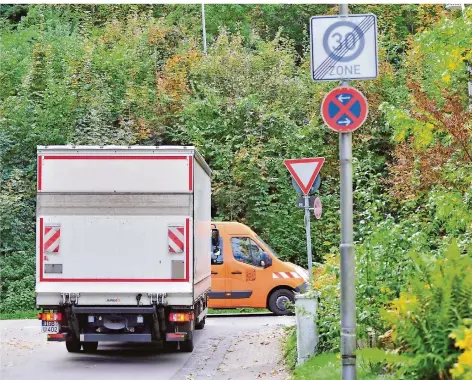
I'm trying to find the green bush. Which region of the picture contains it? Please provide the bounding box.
[2,285,35,314]
[382,240,472,378]
[0,310,37,320]
[311,253,341,352]
[311,186,472,354]
[0,251,36,313]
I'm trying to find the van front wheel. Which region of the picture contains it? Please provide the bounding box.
[268,289,295,316]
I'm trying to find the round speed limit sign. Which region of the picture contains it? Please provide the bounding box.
[309,14,378,81]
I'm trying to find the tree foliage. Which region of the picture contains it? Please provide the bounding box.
[0,10,471,368]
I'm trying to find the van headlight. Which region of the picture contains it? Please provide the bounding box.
[295,266,309,283]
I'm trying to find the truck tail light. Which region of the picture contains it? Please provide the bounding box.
[169,312,193,322]
[38,312,62,322]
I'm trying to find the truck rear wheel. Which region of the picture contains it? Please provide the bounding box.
[82,342,98,353]
[163,341,178,352]
[180,337,194,353]
[268,289,295,316]
[195,316,206,330]
[66,340,82,353]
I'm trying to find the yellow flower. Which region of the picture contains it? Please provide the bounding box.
[458,350,472,366]
[313,281,323,290]
[395,129,407,142]
[454,329,472,350]
[451,363,465,377]
[447,62,457,71]
[424,284,431,289]
[450,325,472,378]
[392,294,418,315]
[442,74,452,83]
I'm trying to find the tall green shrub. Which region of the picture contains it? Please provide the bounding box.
[382,240,472,378]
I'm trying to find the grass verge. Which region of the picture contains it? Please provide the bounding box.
[284,329,396,380]
[284,326,298,372]
[0,310,38,320]
[208,308,268,314]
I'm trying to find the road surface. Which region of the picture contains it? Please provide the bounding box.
[0,315,294,380]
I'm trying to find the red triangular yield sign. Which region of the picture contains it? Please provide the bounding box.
[284,157,325,195]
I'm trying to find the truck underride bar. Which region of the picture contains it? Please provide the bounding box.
[72,306,155,314]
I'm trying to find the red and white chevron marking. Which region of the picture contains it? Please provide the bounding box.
[44,224,60,253]
[168,226,185,253]
[272,271,302,279]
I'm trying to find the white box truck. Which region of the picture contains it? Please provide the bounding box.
[35,146,211,353]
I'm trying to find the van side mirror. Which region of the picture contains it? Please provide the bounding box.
[211,229,219,247]
[261,252,272,268]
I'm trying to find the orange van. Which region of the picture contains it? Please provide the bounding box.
[208,222,309,315]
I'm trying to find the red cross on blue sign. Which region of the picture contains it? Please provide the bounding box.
[321,87,368,133]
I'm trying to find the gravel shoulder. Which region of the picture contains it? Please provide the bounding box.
[172,324,290,380]
[215,327,289,380]
[1,319,47,370]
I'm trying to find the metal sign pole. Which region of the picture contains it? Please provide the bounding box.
[304,195,313,282]
[339,3,356,380]
[201,3,207,55]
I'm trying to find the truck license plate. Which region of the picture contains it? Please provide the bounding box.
[41,321,60,334]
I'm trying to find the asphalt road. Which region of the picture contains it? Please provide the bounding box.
[0,315,295,380]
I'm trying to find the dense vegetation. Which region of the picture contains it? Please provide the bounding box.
[1,4,471,377]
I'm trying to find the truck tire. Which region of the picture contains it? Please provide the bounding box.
[195,317,206,330]
[163,341,178,352]
[66,340,82,353]
[82,342,98,353]
[180,337,194,353]
[268,289,295,316]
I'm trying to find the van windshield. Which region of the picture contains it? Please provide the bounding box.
[255,234,279,258]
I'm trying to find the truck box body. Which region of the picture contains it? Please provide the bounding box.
[36,145,211,306]
[35,146,211,351]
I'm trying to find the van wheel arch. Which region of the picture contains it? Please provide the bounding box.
[267,286,295,315]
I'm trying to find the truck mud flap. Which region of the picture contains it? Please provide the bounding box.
[80,334,152,343]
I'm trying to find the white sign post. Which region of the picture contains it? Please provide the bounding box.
[310,14,378,81]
